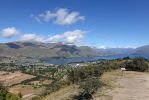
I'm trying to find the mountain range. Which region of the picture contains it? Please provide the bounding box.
[0,42,148,59]
[0,42,103,59]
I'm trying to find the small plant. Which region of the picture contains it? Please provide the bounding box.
[18,92,22,98]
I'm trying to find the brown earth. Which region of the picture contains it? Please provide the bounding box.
[44,85,80,100]
[94,71,149,100]
[0,71,35,86]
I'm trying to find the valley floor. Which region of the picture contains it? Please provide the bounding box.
[94,71,149,100]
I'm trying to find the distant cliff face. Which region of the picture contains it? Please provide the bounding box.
[0,42,103,59]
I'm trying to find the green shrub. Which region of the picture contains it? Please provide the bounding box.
[80,77,102,94]
[49,80,64,92]
[73,77,102,100]
[5,93,21,100]
[31,96,41,100]
[0,84,21,100]
[68,65,104,84]
[125,58,148,72]
[0,84,8,98]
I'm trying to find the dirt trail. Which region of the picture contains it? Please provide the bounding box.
[96,71,149,100]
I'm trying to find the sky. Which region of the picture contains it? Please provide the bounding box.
[0,0,149,48]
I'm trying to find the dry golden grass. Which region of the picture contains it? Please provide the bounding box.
[44,85,80,100]
[93,70,121,100]
[101,70,121,86]
[94,70,149,100]
[9,85,44,96]
[0,71,35,86]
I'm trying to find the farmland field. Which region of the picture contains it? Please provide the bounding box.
[0,71,35,86]
[9,85,45,100]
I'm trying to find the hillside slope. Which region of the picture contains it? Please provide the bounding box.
[134,45,149,55]
[0,42,103,59]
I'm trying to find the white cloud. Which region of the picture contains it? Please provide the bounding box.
[0,26,86,45]
[15,29,86,44]
[32,8,85,25]
[97,45,106,49]
[19,34,44,42]
[113,45,137,49]
[88,44,107,49]
[47,30,86,44]
[0,27,19,38]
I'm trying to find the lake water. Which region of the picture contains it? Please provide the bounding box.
[46,54,149,65]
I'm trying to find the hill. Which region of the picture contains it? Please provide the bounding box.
[96,48,134,55]
[0,42,103,59]
[0,42,149,60]
[134,45,149,55]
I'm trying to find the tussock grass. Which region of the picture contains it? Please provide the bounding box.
[101,70,121,87]
[93,70,121,100]
[44,85,80,100]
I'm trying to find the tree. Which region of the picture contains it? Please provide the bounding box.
[68,68,75,84]
[0,84,21,100]
[76,77,102,100]
[80,77,102,94]
[0,84,8,98]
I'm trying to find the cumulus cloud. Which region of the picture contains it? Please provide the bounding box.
[18,30,85,43]
[32,8,85,25]
[0,27,86,45]
[2,28,84,44]
[47,30,86,44]
[19,34,44,42]
[18,30,85,44]
[0,27,19,38]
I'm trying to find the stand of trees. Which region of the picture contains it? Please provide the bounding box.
[68,65,102,99]
[0,84,21,100]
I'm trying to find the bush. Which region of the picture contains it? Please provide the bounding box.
[5,93,21,100]
[0,84,8,98]
[0,84,21,100]
[73,77,102,100]
[31,96,41,100]
[125,58,148,72]
[49,80,64,92]
[80,77,102,94]
[18,92,22,98]
[68,65,104,84]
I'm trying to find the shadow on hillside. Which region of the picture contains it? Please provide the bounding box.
[72,92,93,100]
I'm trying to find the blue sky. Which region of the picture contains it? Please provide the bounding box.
[0,0,149,48]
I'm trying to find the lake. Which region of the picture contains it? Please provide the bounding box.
[45,54,149,65]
